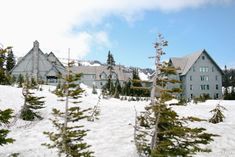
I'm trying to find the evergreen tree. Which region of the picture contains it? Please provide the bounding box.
[0,47,12,85]
[113,78,121,98]
[130,68,150,97]
[223,66,230,88]
[135,34,216,157]
[209,104,226,124]
[30,77,38,89]
[223,65,230,99]
[6,49,16,72]
[43,60,93,157]
[0,50,5,70]
[122,79,131,96]
[132,68,142,87]
[107,50,115,72]
[0,108,15,146]
[106,51,115,94]
[17,74,24,88]
[0,70,8,85]
[9,75,17,85]
[20,78,45,121]
[92,83,97,94]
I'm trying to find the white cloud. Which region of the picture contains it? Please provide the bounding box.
[94,31,111,48]
[0,0,232,59]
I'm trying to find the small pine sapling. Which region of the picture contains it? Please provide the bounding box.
[43,60,93,157]
[92,83,97,94]
[87,95,101,122]
[209,103,226,124]
[20,80,45,121]
[17,74,24,88]
[30,77,38,89]
[0,108,15,146]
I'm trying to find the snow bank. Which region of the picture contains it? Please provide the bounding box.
[1,85,235,157]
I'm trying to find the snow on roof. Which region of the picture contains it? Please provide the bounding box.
[138,71,149,81]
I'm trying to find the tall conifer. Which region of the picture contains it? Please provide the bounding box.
[6,49,16,72]
[135,34,216,157]
[20,77,45,121]
[43,59,93,157]
[106,51,115,95]
[0,109,14,146]
[0,47,14,146]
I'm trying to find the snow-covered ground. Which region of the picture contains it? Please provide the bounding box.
[0,85,235,157]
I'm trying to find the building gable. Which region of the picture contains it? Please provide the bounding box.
[169,49,223,100]
[170,50,223,76]
[11,41,64,79]
[47,52,65,68]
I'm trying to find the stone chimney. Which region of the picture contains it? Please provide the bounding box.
[33,40,39,50]
[32,40,39,81]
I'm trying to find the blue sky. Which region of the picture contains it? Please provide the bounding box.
[0,0,234,69]
[84,4,235,68]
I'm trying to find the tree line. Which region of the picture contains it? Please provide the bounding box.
[0,47,16,85]
[101,51,150,99]
[222,66,235,100]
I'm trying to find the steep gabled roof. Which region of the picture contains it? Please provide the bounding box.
[10,45,49,73]
[10,41,66,77]
[70,66,132,81]
[170,49,223,76]
[47,52,65,68]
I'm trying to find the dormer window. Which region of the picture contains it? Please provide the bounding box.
[112,72,117,79]
[100,72,107,79]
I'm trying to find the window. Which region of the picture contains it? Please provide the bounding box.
[200,66,209,73]
[202,56,205,60]
[100,72,107,79]
[216,84,219,90]
[48,78,57,83]
[200,85,205,90]
[200,75,209,81]
[200,67,202,72]
[190,85,193,90]
[193,66,196,72]
[191,94,193,99]
[200,76,203,81]
[112,72,117,79]
[215,75,218,81]
[100,82,103,86]
[216,93,219,99]
[212,67,214,72]
[200,85,209,90]
[190,76,192,81]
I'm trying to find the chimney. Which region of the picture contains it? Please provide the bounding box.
[33,40,39,50]
[32,40,39,81]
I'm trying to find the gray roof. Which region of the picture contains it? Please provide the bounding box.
[70,66,132,81]
[10,41,66,77]
[170,49,223,75]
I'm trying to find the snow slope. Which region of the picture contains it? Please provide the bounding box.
[0,85,235,157]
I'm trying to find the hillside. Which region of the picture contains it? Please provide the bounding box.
[0,85,235,157]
